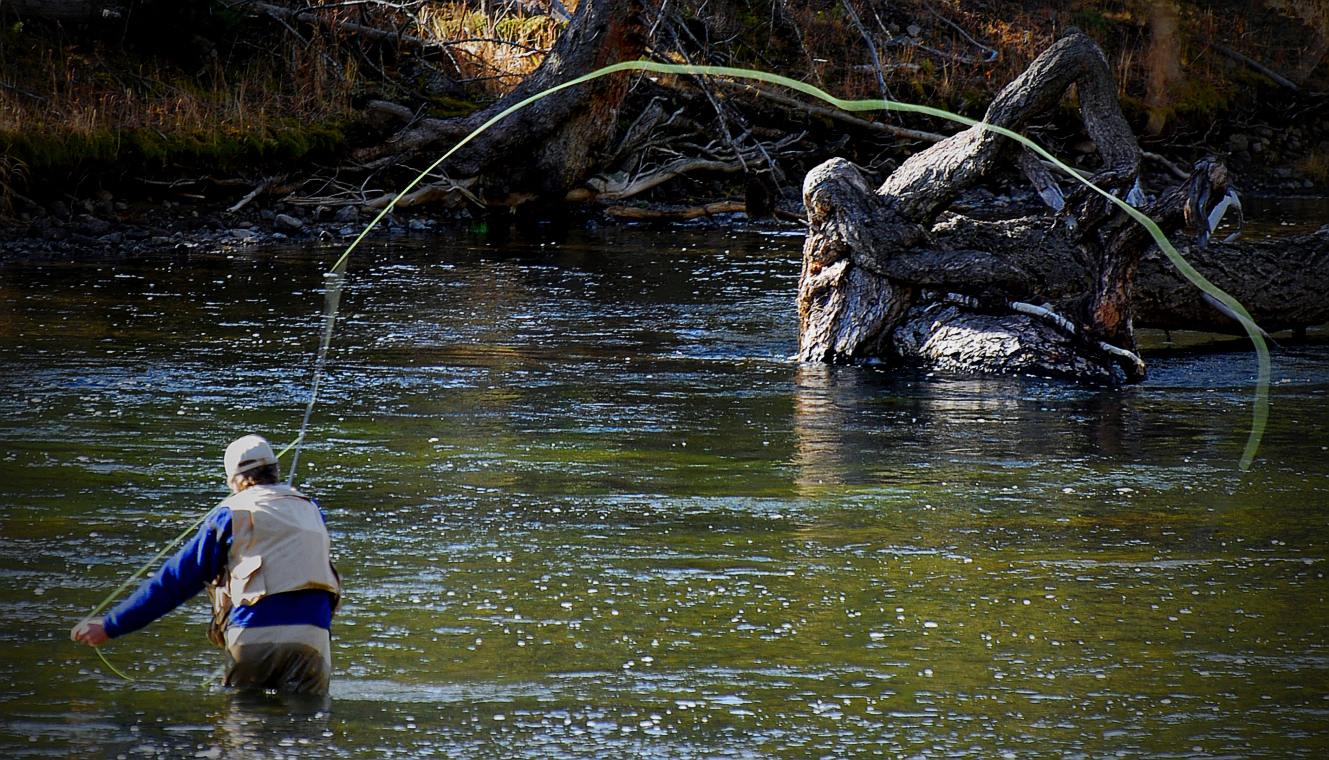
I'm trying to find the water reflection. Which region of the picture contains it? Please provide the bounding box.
[791,361,1154,494]
[791,363,860,490]
[214,691,332,759]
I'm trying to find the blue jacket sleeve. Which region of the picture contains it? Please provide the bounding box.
[102,507,232,639]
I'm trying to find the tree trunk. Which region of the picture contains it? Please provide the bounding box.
[795,30,1301,385]
[352,0,650,206]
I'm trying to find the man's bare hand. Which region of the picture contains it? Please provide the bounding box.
[71,618,110,647]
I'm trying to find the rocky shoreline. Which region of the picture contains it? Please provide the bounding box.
[0,196,497,259]
[3,190,820,259]
[1,146,1324,260]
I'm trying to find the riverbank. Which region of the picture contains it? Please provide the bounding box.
[2,179,1325,261]
[0,190,801,259]
[2,0,1326,254]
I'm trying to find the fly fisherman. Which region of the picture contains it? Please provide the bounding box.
[71,435,342,695]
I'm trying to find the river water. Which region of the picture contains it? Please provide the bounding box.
[1,224,1327,758]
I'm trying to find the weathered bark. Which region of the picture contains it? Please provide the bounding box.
[932,181,1329,334]
[352,0,650,206]
[796,30,1269,385]
[891,302,1125,384]
[873,31,1139,225]
[1135,231,1329,334]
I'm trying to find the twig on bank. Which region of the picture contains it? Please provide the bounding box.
[604,199,746,220]
[228,176,283,213]
[264,8,348,78]
[921,0,999,64]
[1142,150,1190,180]
[842,0,892,109]
[434,37,550,54]
[0,79,49,102]
[1204,40,1299,91]
[584,157,746,201]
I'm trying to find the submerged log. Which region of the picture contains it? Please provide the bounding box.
[795,29,1322,384]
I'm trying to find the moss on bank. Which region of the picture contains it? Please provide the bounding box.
[1,123,347,175]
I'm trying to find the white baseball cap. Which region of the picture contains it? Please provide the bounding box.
[225,434,279,479]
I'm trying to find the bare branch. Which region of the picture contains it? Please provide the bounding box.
[842,0,892,107]
[1204,39,1300,90]
[604,199,746,220]
[714,80,948,143]
[228,176,285,213]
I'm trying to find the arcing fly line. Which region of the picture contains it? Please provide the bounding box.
[84,513,218,681]
[84,58,1272,681]
[328,60,1269,468]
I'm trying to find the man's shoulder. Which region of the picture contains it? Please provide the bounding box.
[203,501,234,528]
[227,484,316,511]
[255,483,310,499]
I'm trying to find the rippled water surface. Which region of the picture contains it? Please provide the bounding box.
[2,225,1327,759]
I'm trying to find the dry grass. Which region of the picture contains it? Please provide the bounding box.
[0,0,573,150]
[1298,149,1329,185]
[416,1,568,98]
[0,29,358,139]
[5,0,1301,144]
[2,0,1321,187]
[0,154,28,216]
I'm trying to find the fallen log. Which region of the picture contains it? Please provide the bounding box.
[351,0,651,207]
[605,200,746,220]
[1134,228,1329,334]
[928,190,1329,335]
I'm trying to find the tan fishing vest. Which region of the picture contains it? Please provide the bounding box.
[207,484,341,646]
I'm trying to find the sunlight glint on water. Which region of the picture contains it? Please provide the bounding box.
[1,225,1326,759]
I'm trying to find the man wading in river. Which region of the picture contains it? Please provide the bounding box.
[70,435,342,695]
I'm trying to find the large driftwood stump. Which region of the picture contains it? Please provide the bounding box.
[796,30,1314,384]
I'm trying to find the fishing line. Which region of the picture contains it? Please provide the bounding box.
[86,514,217,621]
[281,259,348,483]
[83,509,214,682]
[83,56,1272,682]
[96,648,136,681]
[325,59,1269,469]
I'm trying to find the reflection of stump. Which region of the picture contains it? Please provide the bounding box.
[789,363,1145,492]
[796,30,1253,385]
